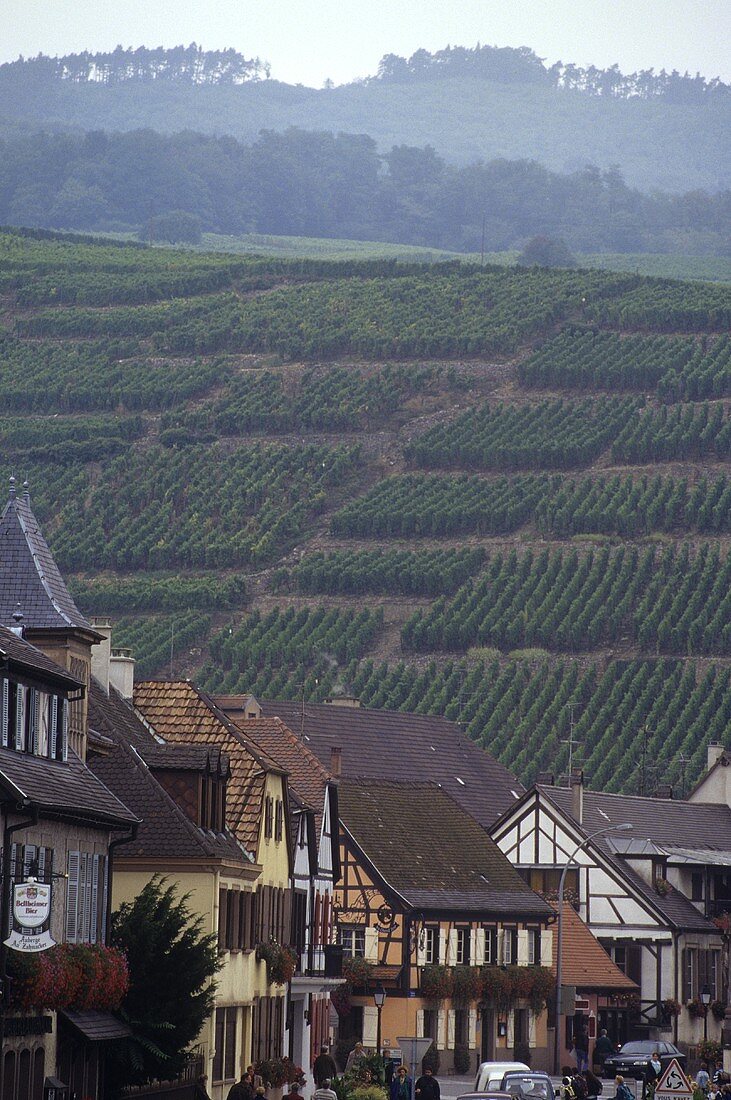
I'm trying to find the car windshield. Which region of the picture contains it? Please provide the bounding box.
[504,1081,551,1100]
[620,1043,655,1054]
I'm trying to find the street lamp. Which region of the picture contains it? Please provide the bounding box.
[701,984,711,1042]
[373,982,387,1055]
[554,823,633,1074]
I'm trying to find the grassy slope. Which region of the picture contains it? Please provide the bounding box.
[1,72,728,193]
[2,230,731,794]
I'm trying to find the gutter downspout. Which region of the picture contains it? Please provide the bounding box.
[0,804,40,1097]
[105,823,139,942]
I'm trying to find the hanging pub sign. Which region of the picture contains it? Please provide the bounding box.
[4,879,55,952]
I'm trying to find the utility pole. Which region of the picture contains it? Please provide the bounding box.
[561,705,580,781]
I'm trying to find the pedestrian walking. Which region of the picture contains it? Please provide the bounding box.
[314,1047,339,1087]
[615,1077,633,1100]
[228,1073,256,1100]
[415,1067,440,1100]
[574,1026,590,1073]
[314,1079,338,1100]
[391,1065,413,1100]
[594,1030,615,1074]
[346,1042,366,1072]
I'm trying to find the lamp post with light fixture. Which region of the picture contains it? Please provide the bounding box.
[701,984,711,1042]
[373,982,386,1055]
[554,823,633,1074]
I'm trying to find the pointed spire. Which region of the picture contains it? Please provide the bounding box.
[8,475,16,500]
[23,480,30,503]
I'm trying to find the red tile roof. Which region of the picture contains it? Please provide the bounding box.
[551,902,638,991]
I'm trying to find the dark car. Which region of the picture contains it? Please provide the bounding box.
[500,1073,555,1100]
[603,1041,686,1080]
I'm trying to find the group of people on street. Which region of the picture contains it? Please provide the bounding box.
[694,1060,731,1099]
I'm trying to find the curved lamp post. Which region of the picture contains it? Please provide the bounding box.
[554,823,633,1074]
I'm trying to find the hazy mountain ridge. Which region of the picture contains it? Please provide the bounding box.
[1,45,729,193]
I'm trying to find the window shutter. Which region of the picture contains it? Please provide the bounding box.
[448,929,458,965]
[468,1008,477,1049]
[447,1010,456,1050]
[497,928,505,964]
[364,927,379,962]
[517,930,529,966]
[362,1005,378,1047]
[50,696,58,759]
[82,853,93,941]
[416,1008,425,1037]
[90,855,100,943]
[416,927,427,967]
[438,928,447,964]
[528,1010,537,1048]
[15,684,24,750]
[101,854,108,942]
[28,689,38,754]
[540,928,553,966]
[61,699,68,760]
[66,851,80,942]
[437,1008,446,1050]
[507,1011,515,1047]
[1,680,8,748]
[474,927,486,966]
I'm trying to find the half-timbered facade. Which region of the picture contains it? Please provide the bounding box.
[334,779,554,1074]
[491,775,726,1060]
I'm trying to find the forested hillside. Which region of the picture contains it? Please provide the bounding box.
[2,227,731,796]
[1,45,728,194]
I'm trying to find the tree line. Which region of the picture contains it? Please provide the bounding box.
[1,45,269,85]
[1,126,728,254]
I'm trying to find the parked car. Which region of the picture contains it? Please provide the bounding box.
[500,1072,555,1100]
[602,1041,686,1080]
[459,1093,512,1100]
[474,1063,531,1092]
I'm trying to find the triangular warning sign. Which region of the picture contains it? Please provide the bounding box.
[655,1059,693,1096]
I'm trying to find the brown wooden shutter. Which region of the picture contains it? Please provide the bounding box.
[218,887,227,951]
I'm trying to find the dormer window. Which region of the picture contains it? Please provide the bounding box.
[2,680,67,761]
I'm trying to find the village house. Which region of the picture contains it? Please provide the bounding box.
[331,778,554,1073]
[0,481,138,1100]
[491,771,728,1064]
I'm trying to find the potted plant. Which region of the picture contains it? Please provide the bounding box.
[711,999,726,1022]
[342,956,374,988]
[687,998,705,1019]
[452,966,482,1005]
[661,997,682,1020]
[420,964,453,1002]
[256,940,297,985]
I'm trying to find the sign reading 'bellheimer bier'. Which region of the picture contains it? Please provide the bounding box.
[4,880,55,952]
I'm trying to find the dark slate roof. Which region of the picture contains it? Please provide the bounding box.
[540,785,721,933]
[142,742,230,776]
[0,481,98,635]
[88,680,250,864]
[60,1009,132,1042]
[0,743,137,826]
[0,623,82,689]
[258,699,523,827]
[339,779,551,917]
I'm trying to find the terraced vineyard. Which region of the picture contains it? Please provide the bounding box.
[2,227,731,793]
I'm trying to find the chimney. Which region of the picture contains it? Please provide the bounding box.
[90,618,112,694]
[326,695,361,708]
[570,767,584,824]
[536,771,555,786]
[330,747,342,779]
[708,742,725,771]
[110,648,135,700]
[653,783,673,799]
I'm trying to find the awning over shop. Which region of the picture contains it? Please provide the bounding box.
[59,1010,132,1042]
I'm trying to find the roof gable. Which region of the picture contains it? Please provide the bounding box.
[0,481,97,635]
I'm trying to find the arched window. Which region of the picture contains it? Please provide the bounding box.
[2,1050,15,1100]
[32,1048,45,1100]
[18,1049,31,1099]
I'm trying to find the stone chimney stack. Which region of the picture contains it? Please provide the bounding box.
[570,767,584,824]
[330,747,342,779]
[708,742,726,771]
[110,648,135,701]
[90,618,112,694]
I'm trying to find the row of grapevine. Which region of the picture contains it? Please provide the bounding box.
[70,572,246,613]
[0,336,232,412]
[518,329,731,398]
[276,547,486,596]
[161,364,447,436]
[584,280,731,331]
[22,443,360,571]
[199,606,383,695]
[611,402,731,463]
[332,471,731,538]
[112,611,212,680]
[406,397,639,470]
[402,543,731,655]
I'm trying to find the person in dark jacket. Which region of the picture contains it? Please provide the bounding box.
[314,1049,339,1089]
[415,1067,440,1100]
[194,1075,211,1100]
[594,1031,615,1072]
[228,1073,256,1100]
[391,1065,413,1100]
[583,1068,604,1100]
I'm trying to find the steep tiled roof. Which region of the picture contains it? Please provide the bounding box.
[0,742,137,826]
[217,696,330,835]
[551,902,638,991]
[134,681,285,854]
[540,785,721,933]
[142,742,230,776]
[88,680,249,864]
[0,482,98,635]
[339,779,551,917]
[0,623,82,688]
[258,699,523,827]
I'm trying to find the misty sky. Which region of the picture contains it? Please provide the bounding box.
[3,0,730,87]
